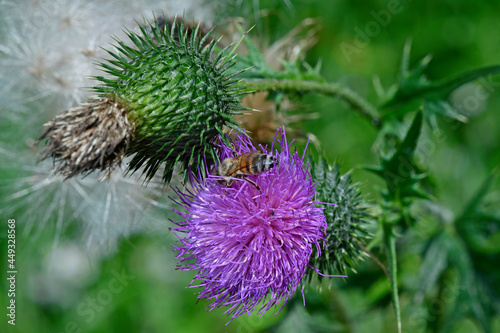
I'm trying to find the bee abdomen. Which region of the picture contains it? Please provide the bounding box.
[250,154,274,174]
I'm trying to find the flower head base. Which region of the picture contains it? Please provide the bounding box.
[171,127,334,321]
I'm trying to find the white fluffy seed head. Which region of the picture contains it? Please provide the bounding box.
[0,0,213,259]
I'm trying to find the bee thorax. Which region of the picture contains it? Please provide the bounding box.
[214,153,276,190]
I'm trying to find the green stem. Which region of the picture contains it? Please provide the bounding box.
[383,220,402,333]
[237,78,381,127]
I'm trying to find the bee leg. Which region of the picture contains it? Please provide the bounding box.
[221,178,234,196]
[217,178,232,197]
[241,175,262,192]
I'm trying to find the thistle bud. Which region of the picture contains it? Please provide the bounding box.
[38,18,245,182]
[306,157,371,279]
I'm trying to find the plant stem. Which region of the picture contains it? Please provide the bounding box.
[383,220,402,333]
[238,78,381,127]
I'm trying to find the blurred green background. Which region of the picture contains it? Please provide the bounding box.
[1,0,499,332]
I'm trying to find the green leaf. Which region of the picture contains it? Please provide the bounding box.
[439,232,491,333]
[414,232,449,304]
[365,111,430,203]
[379,41,500,126]
[423,100,468,131]
[456,169,500,254]
[414,172,500,333]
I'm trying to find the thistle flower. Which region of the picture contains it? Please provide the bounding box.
[171,127,344,321]
[38,17,246,182]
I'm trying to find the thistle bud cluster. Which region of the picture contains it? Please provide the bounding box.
[36,16,370,321]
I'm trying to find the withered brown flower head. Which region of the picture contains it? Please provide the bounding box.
[37,97,134,179]
[228,18,321,146]
[237,91,320,146]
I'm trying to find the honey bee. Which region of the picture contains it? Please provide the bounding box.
[215,152,276,191]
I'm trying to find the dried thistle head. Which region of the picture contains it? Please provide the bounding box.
[38,97,133,179]
[225,18,321,145]
[237,91,320,146]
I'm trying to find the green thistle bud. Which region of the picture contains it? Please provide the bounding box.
[306,157,372,280]
[38,18,245,182]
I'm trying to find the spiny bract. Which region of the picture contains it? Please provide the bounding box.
[94,17,246,182]
[306,157,371,278]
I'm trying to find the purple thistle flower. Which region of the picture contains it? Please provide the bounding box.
[171,127,343,322]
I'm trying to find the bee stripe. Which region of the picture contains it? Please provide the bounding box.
[264,155,273,171]
[250,153,262,174]
[240,154,250,174]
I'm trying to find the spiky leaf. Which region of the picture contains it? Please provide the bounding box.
[378,40,500,129]
[365,111,430,205]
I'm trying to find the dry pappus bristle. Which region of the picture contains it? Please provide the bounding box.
[37,97,134,178]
